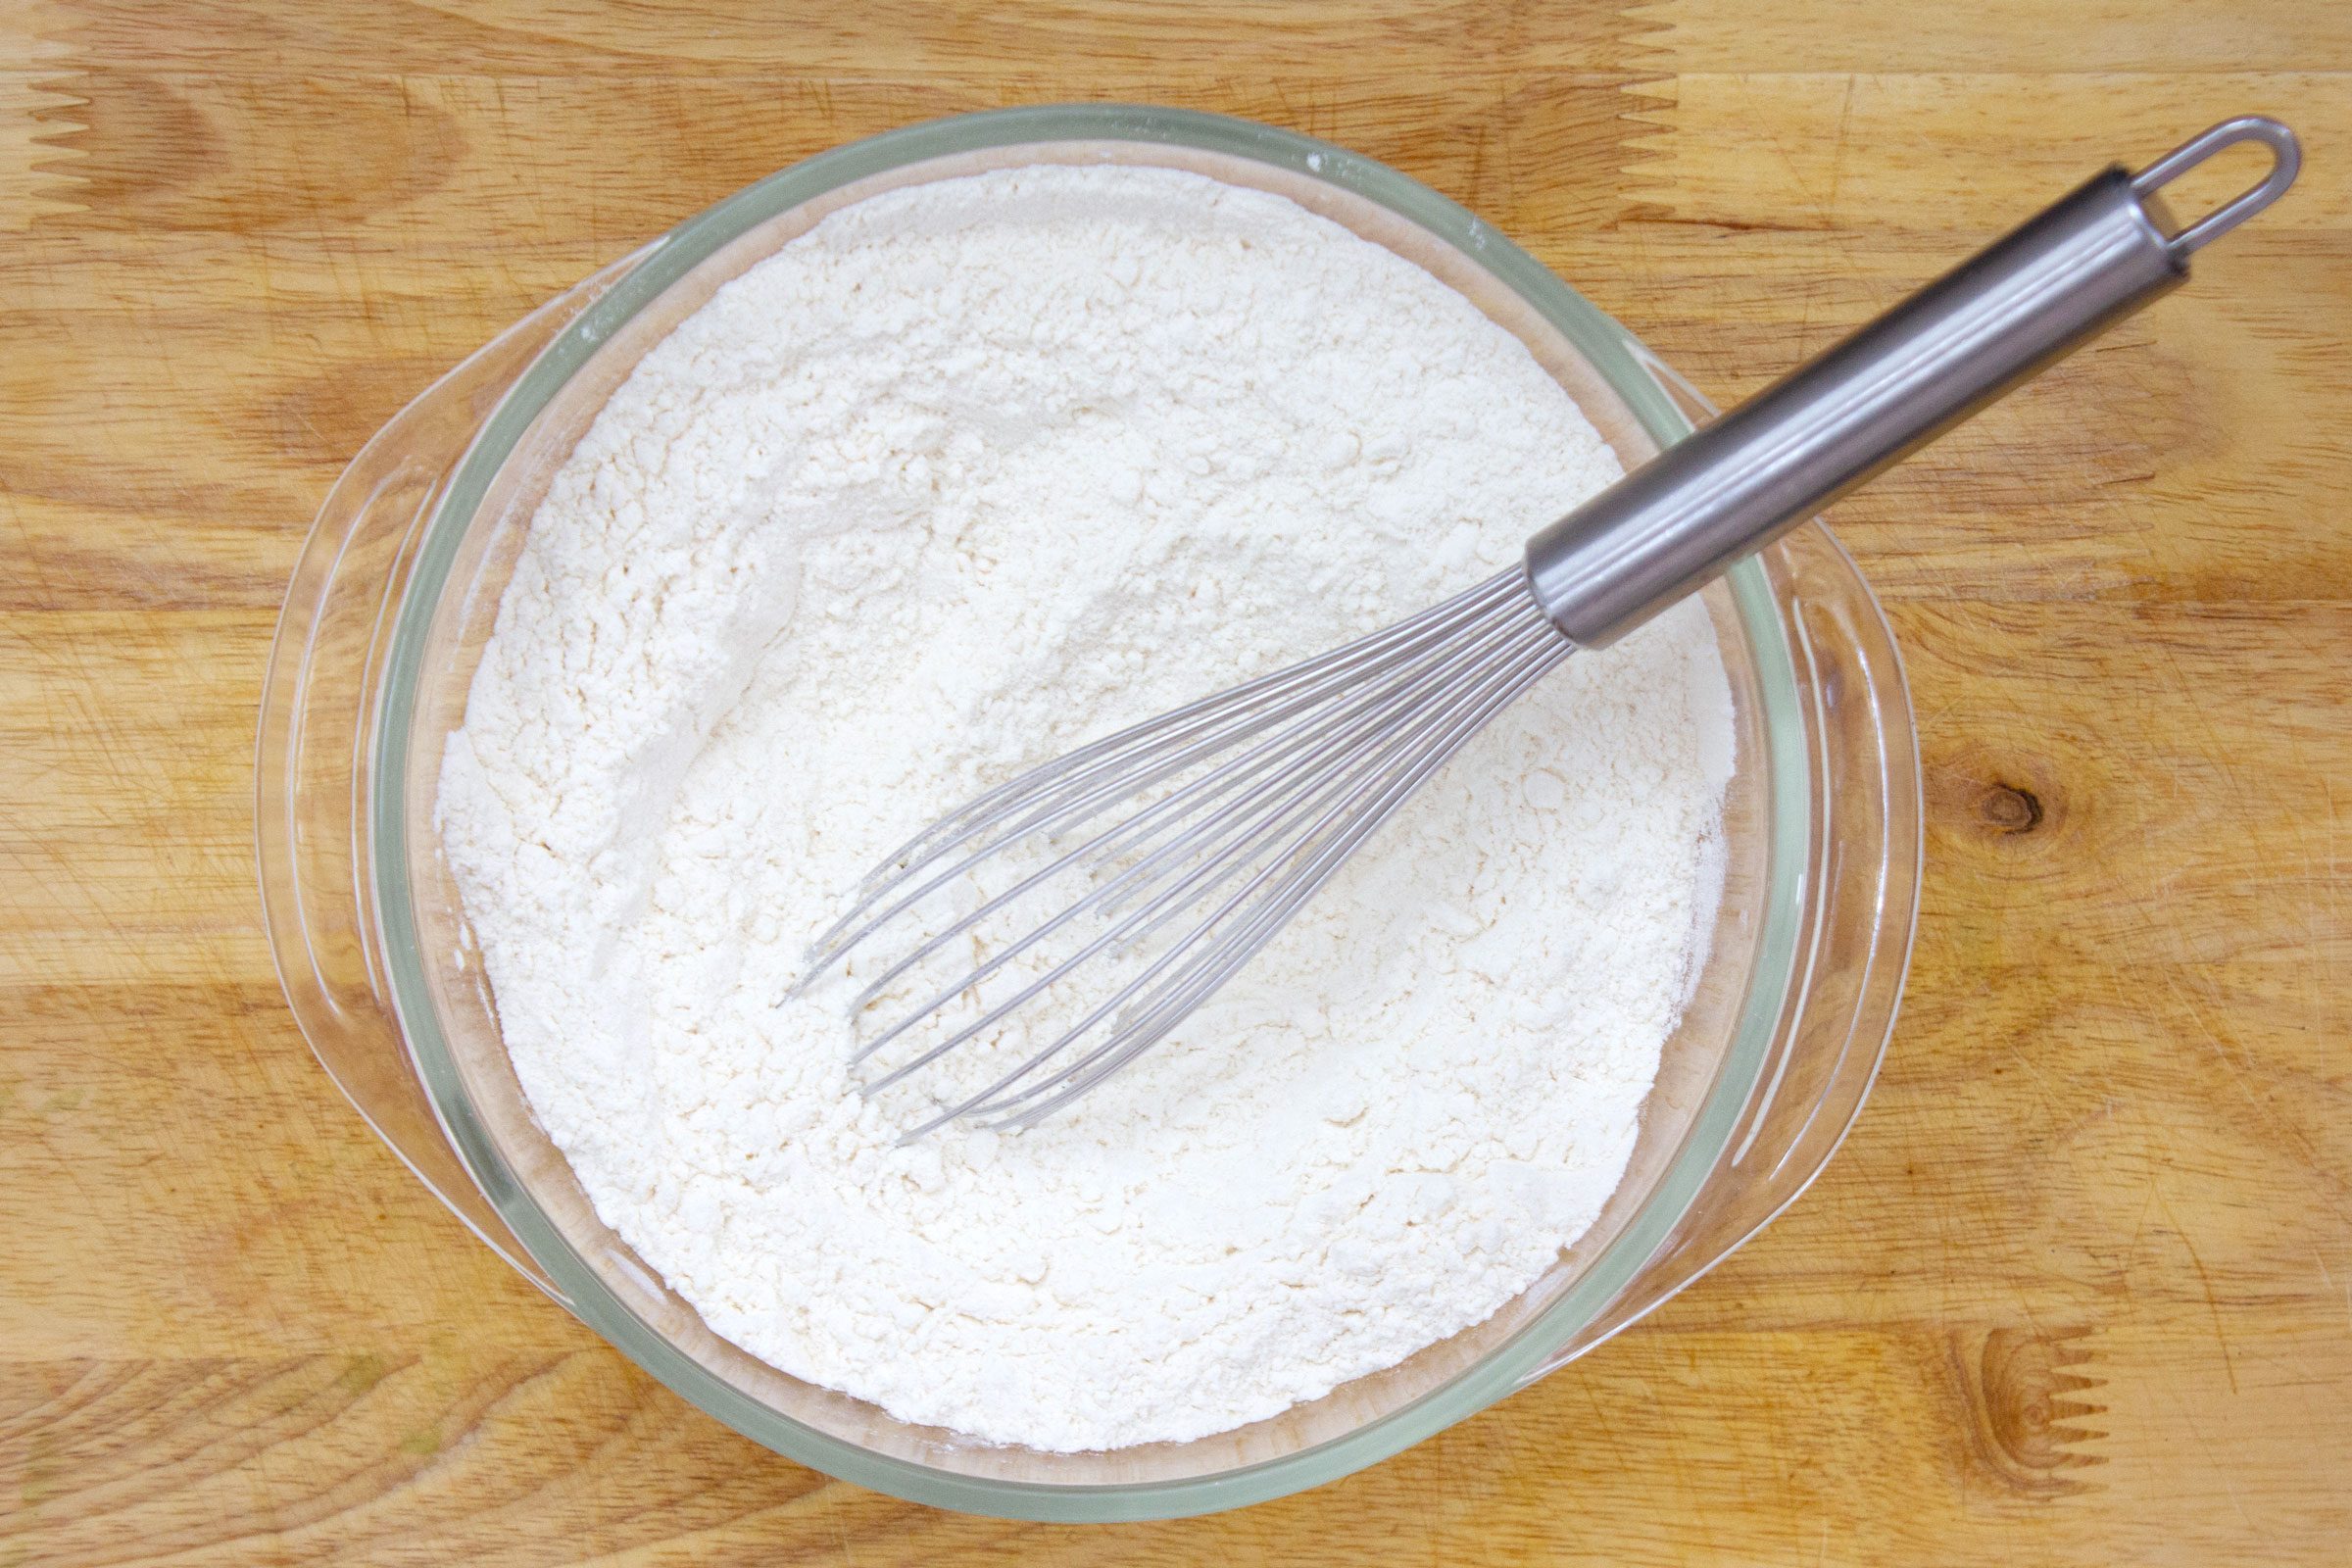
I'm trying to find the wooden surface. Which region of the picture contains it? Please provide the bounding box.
[4,2,2349,1562]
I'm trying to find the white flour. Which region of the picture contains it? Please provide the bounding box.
[440,165,1735,1451]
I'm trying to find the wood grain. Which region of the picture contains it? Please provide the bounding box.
[3,2,2349,1563]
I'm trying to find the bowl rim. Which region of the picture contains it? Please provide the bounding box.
[366,103,1836,1519]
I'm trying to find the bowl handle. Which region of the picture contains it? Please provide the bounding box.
[257,246,659,1308]
[1519,349,1923,1388]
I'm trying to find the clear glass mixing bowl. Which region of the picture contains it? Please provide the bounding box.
[256,105,1920,1521]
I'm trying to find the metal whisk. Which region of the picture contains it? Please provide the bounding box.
[794,118,2298,1135]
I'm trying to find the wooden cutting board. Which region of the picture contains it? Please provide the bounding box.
[4,3,2348,1562]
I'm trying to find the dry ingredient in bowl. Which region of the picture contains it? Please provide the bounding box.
[441,164,1735,1451]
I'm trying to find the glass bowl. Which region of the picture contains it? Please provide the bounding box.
[256,105,1920,1521]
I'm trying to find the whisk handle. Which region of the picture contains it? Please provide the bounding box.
[1525,116,2299,648]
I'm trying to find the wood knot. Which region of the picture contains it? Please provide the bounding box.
[1980,782,2045,834]
[1952,1327,2106,1495]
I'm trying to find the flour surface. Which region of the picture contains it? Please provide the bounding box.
[440,164,1735,1451]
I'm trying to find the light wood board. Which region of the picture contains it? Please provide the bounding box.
[3,2,2349,1562]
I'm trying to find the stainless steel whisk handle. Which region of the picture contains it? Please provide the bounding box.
[1526,116,2301,648]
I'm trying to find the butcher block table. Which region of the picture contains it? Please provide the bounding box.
[4,3,2349,1562]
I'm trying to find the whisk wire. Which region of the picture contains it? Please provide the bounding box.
[794,569,1573,1135]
